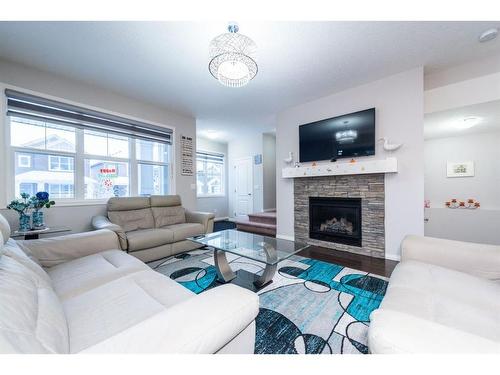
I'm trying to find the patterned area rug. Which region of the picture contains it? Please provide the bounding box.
[152,249,388,354]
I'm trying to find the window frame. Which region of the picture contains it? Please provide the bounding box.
[196,149,226,198]
[5,106,176,206]
[17,153,31,168]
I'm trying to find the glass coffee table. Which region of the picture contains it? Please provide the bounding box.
[188,229,310,290]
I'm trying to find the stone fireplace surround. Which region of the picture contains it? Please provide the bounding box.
[294,173,385,258]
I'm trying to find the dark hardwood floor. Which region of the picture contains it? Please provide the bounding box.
[297,245,398,278]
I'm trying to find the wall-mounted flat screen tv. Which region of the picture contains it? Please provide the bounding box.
[299,108,376,162]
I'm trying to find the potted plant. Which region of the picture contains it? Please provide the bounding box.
[7,193,34,231]
[31,192,55,229]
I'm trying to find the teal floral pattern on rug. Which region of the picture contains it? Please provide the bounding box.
[153,249,388,354]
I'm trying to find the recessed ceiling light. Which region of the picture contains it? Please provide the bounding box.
[455,117,481,130]
[479,28,498,43]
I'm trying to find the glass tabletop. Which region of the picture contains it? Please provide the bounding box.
[188,229,310,265]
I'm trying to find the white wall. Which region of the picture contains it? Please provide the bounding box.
[228,133,263,216]
[425,131,500,210]
[262,133,276,210]
[196,136,229,219]
[0,59,197,233]
[276,68,425,260]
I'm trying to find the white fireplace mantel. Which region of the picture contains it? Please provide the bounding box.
[282,157,398,178]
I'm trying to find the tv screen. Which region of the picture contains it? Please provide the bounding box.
[299,108,375,162]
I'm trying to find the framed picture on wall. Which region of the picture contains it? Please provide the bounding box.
[446,161,475,178]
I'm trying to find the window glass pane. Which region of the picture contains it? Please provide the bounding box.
[84,159,129,199]
[138,164,169,196]
[11,118,46,149]
[14,151,75,199]
[46,123,76,152]
[108,134,129,158]
[196,152,224,196]
[136,139,169,162]
[84,130,107,156]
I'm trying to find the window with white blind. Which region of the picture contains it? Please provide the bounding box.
[196,151,225,197]
[6,90,173,202]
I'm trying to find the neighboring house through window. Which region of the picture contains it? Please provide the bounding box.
[196,151,225,197]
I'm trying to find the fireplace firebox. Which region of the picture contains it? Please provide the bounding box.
[309,197,362,247]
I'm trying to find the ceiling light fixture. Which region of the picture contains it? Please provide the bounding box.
[209,23,258,88]
[455,117,481,130]
[478,28,498,43]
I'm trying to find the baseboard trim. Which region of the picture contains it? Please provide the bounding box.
[263,208,276,212]
[276,234,295,241]
[385,253,401,262]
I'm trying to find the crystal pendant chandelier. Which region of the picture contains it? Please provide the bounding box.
[209,23,258,88]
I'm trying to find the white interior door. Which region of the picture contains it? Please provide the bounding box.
[233,157,253,217]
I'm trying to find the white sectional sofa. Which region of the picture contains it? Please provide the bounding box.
[0,214,259,354]
[369,235,500,353]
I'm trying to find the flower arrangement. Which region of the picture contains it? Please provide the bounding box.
[445,198,480,209]
[7,193,34,231]
[6,192,55,231]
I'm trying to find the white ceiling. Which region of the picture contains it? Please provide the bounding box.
[424,100,500,139]
[0,21,499,142]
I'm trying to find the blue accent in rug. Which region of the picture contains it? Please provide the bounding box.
[153,249,388,354]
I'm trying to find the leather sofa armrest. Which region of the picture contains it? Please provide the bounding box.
[185,210,215,233]
[80,284,259,353]
[369,309,500,353]
[92,215,128,250]
[401,235,500,281]
[17,229,121,268]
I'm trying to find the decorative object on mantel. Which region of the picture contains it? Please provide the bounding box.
[31,192,55,229]
[282,157,397,178]
[446,161,475,178]
[283,151,294,164]
[445,198,480,209]
[378,137,403,152]
[424,200,431,209]
[294,162,301,168]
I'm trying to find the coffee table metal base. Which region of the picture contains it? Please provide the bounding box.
[213,249,276,291]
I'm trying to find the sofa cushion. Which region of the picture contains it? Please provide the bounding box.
[2,238,50,285]
[0,255,69,353]
[126,228,174,252]
[379,260,500,342]
[165,223,205,242]
[62,269,194,353]
[108,208,155,232]
[47,250,149,300]
[107,196,150,211]
[150,195,182,207]
[152,206,186,228]
[0,214,10,245]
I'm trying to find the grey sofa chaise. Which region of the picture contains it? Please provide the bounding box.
[92,195,215,262]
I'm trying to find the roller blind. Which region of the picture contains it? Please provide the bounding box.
[196,151,224,164]
[5,89,172,144]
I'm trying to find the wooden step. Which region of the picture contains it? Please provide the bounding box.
[234,218,277,237]
[247,211,277,225]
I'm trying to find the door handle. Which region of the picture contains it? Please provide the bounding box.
[248,193,252,196]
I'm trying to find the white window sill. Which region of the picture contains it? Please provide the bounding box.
[50,199,109,207]
[197,194,226,199]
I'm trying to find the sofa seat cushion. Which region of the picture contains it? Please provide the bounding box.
[0,255,69,353]
[379,260,500,342]
[126,228,174,252]
[164,223,205,242]
[62,269,194,353]
[47,250,149,300]
[108,208,155,232]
